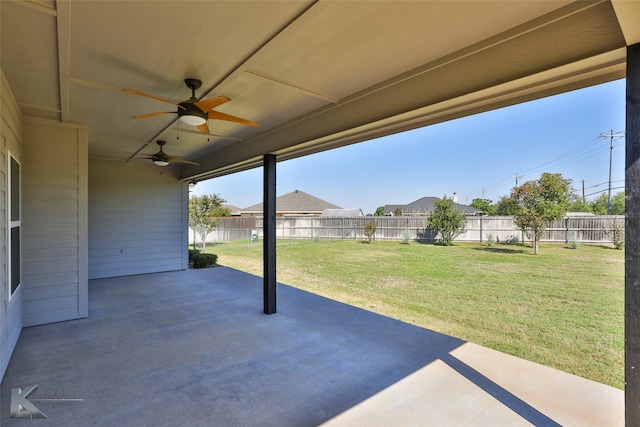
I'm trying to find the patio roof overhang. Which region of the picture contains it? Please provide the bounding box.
[0,1,636,179]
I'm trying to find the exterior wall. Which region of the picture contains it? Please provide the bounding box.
[0,71,23,379]
[88,159,188,279]
[22,117,88,327]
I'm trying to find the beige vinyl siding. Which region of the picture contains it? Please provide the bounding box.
[88,159,188,279]
[22,117,88,327]
[0,70,23,379]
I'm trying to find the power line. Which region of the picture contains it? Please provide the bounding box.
[584,185,625,199]
[467,140,609,200]
[584,179,624,190]
[515,137,605,177]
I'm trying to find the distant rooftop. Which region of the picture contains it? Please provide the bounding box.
[384,196,481,216]
[242,190,342,216]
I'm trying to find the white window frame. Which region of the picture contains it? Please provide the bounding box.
[8,153,20,301]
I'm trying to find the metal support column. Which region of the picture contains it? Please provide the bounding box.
[626,42,640,424]
[263,154,277,314]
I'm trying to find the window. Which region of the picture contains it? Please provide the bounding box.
[9,155,20,296]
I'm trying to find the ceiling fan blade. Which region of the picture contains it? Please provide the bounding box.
[131,111,176,119]
[197,123,210,134]
[169,158,199,165]
[208,110,259,127]
[122,89,185,108]
[194,96,230,112]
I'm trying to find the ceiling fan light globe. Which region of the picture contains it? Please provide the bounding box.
[179,114,207,126]
[153,160,170,167]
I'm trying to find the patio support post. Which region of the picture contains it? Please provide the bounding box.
[626,42,640,424]
[263,154,277,314]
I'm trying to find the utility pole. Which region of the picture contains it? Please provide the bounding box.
[597,130,625,214]
[582,180,585,203]
[515,174,523,187]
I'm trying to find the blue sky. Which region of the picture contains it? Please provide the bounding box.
[193,79,626,215]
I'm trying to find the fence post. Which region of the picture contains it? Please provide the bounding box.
[565,217,570,244]
[479,216,483,243]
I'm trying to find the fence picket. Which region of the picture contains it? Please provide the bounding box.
[189,215,625,245]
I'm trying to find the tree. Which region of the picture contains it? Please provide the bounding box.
[427,195,466,245]
[567,194,590,213]
[610,191,625,215]
[495,195,519,216]
[509,172,571,255]
[394,206,403,216]
[188,194,230,251]
[374,206,385,216]
[585,191,624,215]
[590,193,609,215]
[470,198,497,215]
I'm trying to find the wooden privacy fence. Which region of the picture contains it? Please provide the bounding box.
[190,215,625,245]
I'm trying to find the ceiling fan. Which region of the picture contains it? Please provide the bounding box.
[138,140,199,167]
[124,78,259,134]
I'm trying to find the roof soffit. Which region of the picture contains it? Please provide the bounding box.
[181,1,626,181]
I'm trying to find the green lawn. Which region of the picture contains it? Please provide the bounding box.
[204,239,624,389]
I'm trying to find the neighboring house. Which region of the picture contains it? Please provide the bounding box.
[384,196,481,216]
[222,204,242,216]
[566,212,595,217]
[384,204,404,216]
[240,190,342,217]
[322,208,364,217]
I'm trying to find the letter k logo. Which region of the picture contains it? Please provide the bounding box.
[10,384,47,419]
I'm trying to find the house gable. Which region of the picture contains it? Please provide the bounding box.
[385,197,481,216]
[241,190,342,216]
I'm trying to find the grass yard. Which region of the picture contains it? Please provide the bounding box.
[203,239,624,389]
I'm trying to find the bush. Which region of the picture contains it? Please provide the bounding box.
[568,239,579,249]
[191,252,218,268]
[486,233,495,247]
[427,195,466,245]
[608,219,624,250]
[402,231,411,245]
[364,221,376,243]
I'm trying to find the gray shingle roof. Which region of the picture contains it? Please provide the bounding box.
[384,197,480,215]
[242,190,342,213]
[222,204,242,214]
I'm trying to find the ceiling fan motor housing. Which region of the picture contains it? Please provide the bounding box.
[178,101,207,125]
[152,140,170,165]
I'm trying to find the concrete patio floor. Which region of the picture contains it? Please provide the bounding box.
[0,267,623,426]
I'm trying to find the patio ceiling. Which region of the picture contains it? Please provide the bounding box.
[1,1,637,181]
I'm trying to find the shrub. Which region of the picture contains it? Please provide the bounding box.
[364,221,376,243]
[603,218,624,250]
[189,249,200,263]
[192,252,218,268]
[486,233,495,247]
[402,231,411,245]
[569,239,579,249]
